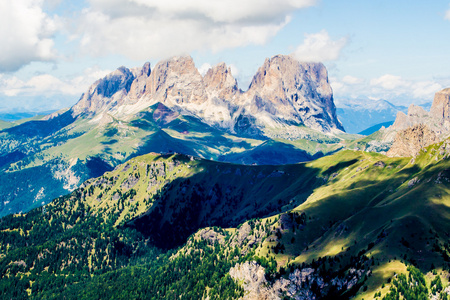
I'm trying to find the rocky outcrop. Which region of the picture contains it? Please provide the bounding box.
[389,89,450,136]
[391,104,433,131]
[229,261,281,300]
[229,261,368,300]
[68,54,344,136]
[430,88,450,120]
[373,88,450,156]
[387,124,439,157]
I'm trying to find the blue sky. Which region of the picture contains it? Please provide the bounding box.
[1,0,450,112]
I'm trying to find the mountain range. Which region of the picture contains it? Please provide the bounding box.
[335,98,408,134]
[2,53,450,299]
[70,55,343,136]
[0,54,351,217]
[356,88,450,157]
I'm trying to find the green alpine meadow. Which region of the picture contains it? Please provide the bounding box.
[1,138,450,298]
[2,4,450,296]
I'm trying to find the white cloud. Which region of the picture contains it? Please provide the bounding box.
[0,0,58,72]
[332,74,442,104]
[198,63,212,76]
[229,64,240,77]
[292,30,348,62]
[370,74,410,90]
[445,8,450,21]
[342,75,364,85]
[411,81,442,99]
[74,0,317,60]
[0,67,111,98]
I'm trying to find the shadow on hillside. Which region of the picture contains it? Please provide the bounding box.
[277,166,450,272]
[127,106,261,162]
[3,110,75,138]
[219,142,317,165]
[124,157,364,249]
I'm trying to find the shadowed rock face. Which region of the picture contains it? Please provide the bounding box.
[68,54,344,135]
[71,67,136,116]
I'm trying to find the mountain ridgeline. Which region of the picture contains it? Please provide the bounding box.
[71,55,344,136]
[0,55,347,217]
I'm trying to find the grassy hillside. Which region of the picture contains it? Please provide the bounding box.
[0,120,12,130]
[0,103,350,217]
[1,139,450,298]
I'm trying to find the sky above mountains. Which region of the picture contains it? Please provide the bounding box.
[1,0,450,112]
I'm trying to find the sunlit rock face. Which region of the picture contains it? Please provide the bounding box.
[70,54,344,136]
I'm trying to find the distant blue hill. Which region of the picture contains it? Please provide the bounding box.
[335,98,407,134]
[358,121,394,136]
[0,110,56,122]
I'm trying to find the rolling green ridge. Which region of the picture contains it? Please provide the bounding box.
[0,102,348,217]
[0,120,13,130]
[1,138,450,298]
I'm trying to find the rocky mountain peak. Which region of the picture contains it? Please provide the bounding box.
[71,66,135,116]
[140,61,151,77]
[128,62,152,104]
[69,54,344,136]
[203,63,239,99]
[376,88,450,157]
[430,88,450,120]
[246,54,343,132]
[389,88,450,135]
[145,56,207,106]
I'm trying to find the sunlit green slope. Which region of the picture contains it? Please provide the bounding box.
[2,138,450,298]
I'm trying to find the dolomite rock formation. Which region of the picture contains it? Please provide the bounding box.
[69,55,344,136]
[376,88,450,156]
[246,55,343,132]
[389,88,450,136]
[229,261,281,300]
[386,124,439,157]
[431,88,450,120]
[229,261,367,300]
[71,67,136,116]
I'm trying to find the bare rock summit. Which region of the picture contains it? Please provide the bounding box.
[69,54,344,137]
[246,55,343,132]
[389,88,450,136]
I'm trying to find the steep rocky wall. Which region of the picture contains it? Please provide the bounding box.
[68,55,344,136]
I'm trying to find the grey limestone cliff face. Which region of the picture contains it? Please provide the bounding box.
[430,88,450,121]
[246,55,343,132]
[69,54,344,136]
[71,67,136,116]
